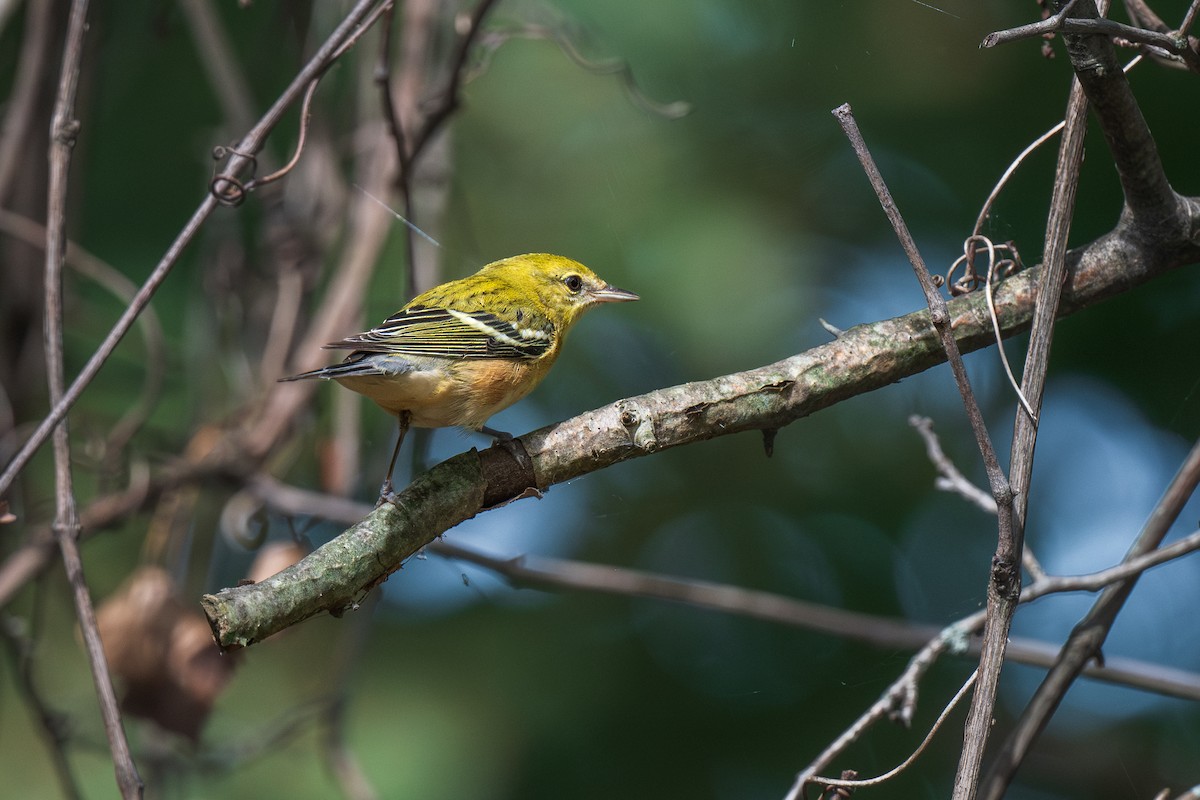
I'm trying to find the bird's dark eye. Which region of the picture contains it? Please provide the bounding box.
[563,274,584,293]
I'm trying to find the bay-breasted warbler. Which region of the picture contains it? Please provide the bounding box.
[282,253,638,494]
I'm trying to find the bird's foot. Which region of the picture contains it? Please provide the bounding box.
[376,478,396,507]
[480,426,533,473]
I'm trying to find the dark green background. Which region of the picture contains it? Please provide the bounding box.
[3,1,1199,798]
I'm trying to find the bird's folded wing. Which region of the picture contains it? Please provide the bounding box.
[324,306,553,360]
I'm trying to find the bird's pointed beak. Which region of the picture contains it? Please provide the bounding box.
[590,284,639,303]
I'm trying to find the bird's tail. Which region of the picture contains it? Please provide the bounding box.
[278,354,400,383]
[279,352,420,383]
[278,362,366,383]
[277,367,329,382]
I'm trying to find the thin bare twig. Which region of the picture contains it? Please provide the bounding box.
[831,103,1013,522]
[405,0,502,161]
[241,77,321,192]
[908,415,997,514]
[984,5,1200,71]
[786,621,978,799]
[1184,0,1200,35]
[810,671,978,794]
[434,537,1200,698]
[217,0,396,198]
[241,477,1200,702]
[1028,527,1200,596]
[390,0,435,296]
[830,104,1018,800]
[980,437,1200,798]
[404,536,1200,703]
[954,28,1093,800]
[375,1,406,182]
[0,0,55,206]
[972,124,1064,240]
[908,415,1047,580]
[240,0,396,195]
[980,239,1036,420]
[45,1,142,796]
[980,0,1081,48]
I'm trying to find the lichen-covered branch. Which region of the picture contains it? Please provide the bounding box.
[201,218,1200,648]
[202,451,486,647]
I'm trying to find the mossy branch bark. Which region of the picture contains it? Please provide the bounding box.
[202,222,1200,649]
[202,452,487,647]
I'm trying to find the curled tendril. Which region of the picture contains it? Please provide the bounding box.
[207,76,321,206]
[209,146,258,207]
[947,235,1036,421]
[945,235,1024,297]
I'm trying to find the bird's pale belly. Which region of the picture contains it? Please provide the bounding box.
[335,356,546,430]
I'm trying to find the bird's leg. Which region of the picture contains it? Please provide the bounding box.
[479,424,512,443]
[380,410,412,500]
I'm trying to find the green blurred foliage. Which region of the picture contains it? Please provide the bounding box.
[3,1,1200,799]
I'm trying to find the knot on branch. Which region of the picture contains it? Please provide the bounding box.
[53,118,81,146]
[617,401,658,452]
[990,554,1022,602]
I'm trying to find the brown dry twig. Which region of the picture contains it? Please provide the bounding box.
[983,2,1200,71]
[405,0,504,163]
[209,1,396,203]
[954,21,1093,799]
[908,415,996,514]
[829,104,1020,800]
[44,0,142,795]
[980,437,1200,798]
[806,672,979,797]
[785,622,978,799]
[973,0,1194,792]
[909,415,1048,580]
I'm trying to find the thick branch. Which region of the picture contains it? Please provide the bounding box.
[984,13,1200,72]
[203,451,488,647]
[1059,0,1187,237]
[201,219,1200,648]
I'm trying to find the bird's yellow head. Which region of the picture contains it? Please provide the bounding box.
[479,253,639,330]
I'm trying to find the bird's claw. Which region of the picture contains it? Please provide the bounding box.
[376,478,395,507]
[489,431,533,474]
